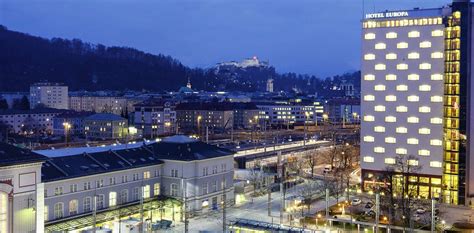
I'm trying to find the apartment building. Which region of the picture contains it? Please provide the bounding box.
[30,82,68,109]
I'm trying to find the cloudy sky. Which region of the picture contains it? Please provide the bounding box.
[0,0,449,77]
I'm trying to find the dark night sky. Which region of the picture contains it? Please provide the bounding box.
[0,0,449,77]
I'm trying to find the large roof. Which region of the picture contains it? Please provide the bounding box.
[85,113,125,121]
[0,143,47,167]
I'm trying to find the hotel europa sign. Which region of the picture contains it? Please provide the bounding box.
[365,11,409,19]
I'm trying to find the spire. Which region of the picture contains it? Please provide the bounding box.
[186,77,192,89]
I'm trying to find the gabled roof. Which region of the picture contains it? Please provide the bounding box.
[0,143,47,167]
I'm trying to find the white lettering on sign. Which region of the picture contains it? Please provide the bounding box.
[365,11,409,19]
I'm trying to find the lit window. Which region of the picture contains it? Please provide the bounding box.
[374,147,385,153]
[396,85,408,91]
[396,148,407,155]
[396,127,408,134]
[407,138,419,145]
[419,85,431,91]
[430,161,442,168]
[431,96,443,102]
[374,126,385,132]
[431,30,444,37]
[420,41,432,48]
[430,74,443,81]
[385,95,397,102]
[419,128,431,134]
[397,42,408,49]
[385,116,396,123]
[374,105,386,112]
[407,52,420,59]
[396,106,408,112]
[408,160,419,166]
[430,139,442,146]
[365,33,376,40]
[408,74,419,80]
[419,106,431,113]
[386,32,397,39]
[385,158,396,164]
[364,54,376,60]
[407,95,419,102]
[364,115,375,122]
[407,116,419,123]
[374,84,386,91]
[386,53,397,60]
[385,74,397,81]
[375,43,386,50]
[419,63,431,70]
[363,136,375,142]
[363,156,375,163]
[418,149,430,156]
[364,74,375,81]
[408,31,420,38]
[431,52,444,59]
[364,95,375,101]
[397,63,408,70]
[385,137,396,144]
[430,117,443,124]
[375,64,386,70]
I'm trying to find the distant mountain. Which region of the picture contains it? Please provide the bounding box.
[0,25,359,96]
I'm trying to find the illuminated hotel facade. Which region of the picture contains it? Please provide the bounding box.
[361,0,474,205]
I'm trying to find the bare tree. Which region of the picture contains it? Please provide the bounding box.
[305,150,318,177]
[297,180,321,214]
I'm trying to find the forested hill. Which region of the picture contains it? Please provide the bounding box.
[0,25,359,95]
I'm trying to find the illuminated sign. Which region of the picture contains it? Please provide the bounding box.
[365,11,409,19]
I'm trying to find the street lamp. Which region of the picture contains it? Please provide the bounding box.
[316,213,322,228]
[62,122,71,146]
[197,115,202,138]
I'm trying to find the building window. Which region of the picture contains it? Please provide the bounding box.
[385,137,396,144]
[385,74,397,80]
[364,74,375,81]
[407,116,419,123]
[430,161,442,168]
[364,33,376,40]
[431,96,443,102]
[431,74,443,80]
[119,190,128,204]
[364,115,375,122]
[133,187,140,200]
[407,95,419,102]
[374,126,385,132]
[408,31,420,38]
[397,63,408,70]
[431,52,444,59]
[408,160,419,166]
[386,32,397,39]
[385,116,396,123]
[374,84,386,91]
[374,105,385,112]
[397,42,408,49]
[171,184,179,197]
[143,171,151,179]
[375,43,386,50]
[202,167,209,176]
[55,186,63,196]
[70,184,77,193]
[109,192,117,207]
[96,195,105,210]
[364,54,376,60]
[54,202,64,219]
[109,177,116,185]
[384,158,396,164]
[69,200,78,215]
[430,139,442,146]
[0,192,7,233]
[375,64,386,70]
[374,147,385,153]
[44,205,48,221]
[212,166,218,174]
[419,63,431,70]
[171,169,178,177]
[396,85,408,91]
[419,85,431,92]
[221,163,227,172]
[396,127,408,134]
[363,156,374,163]
[83,197,91,212]
[385,95,397,102]
[363,136,374,142]
[419,128,431,135]
[202,182,208,195]
[418,149,430,156]
[408,74,419,80]
[432,30,443,37]
[420,41,432,48]
[431,117,443,124]
[419,106,431,113]
[143,185,150,199]
[364,95,375,101]
[154,183,160,196]
[212,180,218,192]
[408,52,420,59]
[407,138,419,145]
[386,53,397,60]
[396,148,407,155]
[396,106,408,112]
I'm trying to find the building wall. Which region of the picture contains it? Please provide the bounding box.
[30,85,68,110]
[0,112,60,134]
[84,119,128,139]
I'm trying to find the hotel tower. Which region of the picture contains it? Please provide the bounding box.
[361,0,474,205]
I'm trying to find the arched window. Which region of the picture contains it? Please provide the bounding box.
[69,200,78,215]
[54,202,64,219]
[0,192,7,233]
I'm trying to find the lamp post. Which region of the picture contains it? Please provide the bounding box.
[62,122,71,146]
[197,115,202,139]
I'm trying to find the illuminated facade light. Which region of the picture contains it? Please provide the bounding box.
[365,32,376,40]
[386,32,398,39]
[408,52,420,59]
[408,74,419,80]
[408,30,420,38]
[397,42,408,49]
[396,127,408,133]
[385,74,397,80]
[375,43,386,50]
[364,74,375,81]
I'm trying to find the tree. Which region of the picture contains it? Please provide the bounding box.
[0,98,8,110]
[306,150,319,177]
[13,96,30,110]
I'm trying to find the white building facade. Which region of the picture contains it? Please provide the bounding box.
[30,83,68,109]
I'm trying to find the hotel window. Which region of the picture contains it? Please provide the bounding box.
[407,95,419,102]
[419,106,431,113]
[431,74,443,80]
[385,95,397,102]
[83,197,91,212]
[407,138,419,144]
[408,74,419,80]
[408,31,420,38]
[143,185,151,199]
[120,190,128,204]
[374,84,386,91]
[397,63,408,70]
[363,136,375,142]
[69,199,78,215]
[364,95,375,101]
[143,171,150,179]
[385,158,396,165]
[431,117,443,124]
[396,127,408,134]
[171,184,178,197]
[407,116,419,123]
[408,160,419,166]
[431,96,443,102]
[375,64,386,70]
[365,33,376,40]
[420,41,432,48]
[418,149,430,156]
[363,156,374,163]
[364,53,376,60]
[386,32,397,39]
[374,126,385,132]
[364,115,375,122]
[419,85,431,92]
[375,43,386,50]
[397,42,408,49]
[430,139,442,146]
[54,202,64,219]
[396,148,407,155]
[374,147,385,153]
[408,52,420,59]
[385,137,396,144]
[396,85,408,91]
[431,52,444,59]
[386,53,397,60]
[396,106,408,112]
[419,63,431,70]
[385,74,397,80]
[364,74,375,81]
[419,128,431,134]
[154,183,160,196]
[432,30,444,37]
[374,105,385,112]
[385,116,396,123]
[430,161,442,168]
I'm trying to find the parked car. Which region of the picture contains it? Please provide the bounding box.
[365,201,374,209]
[416,208,426,214]
[364,210,376,217]
[351,199,362,206]
[323,165,332,173]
